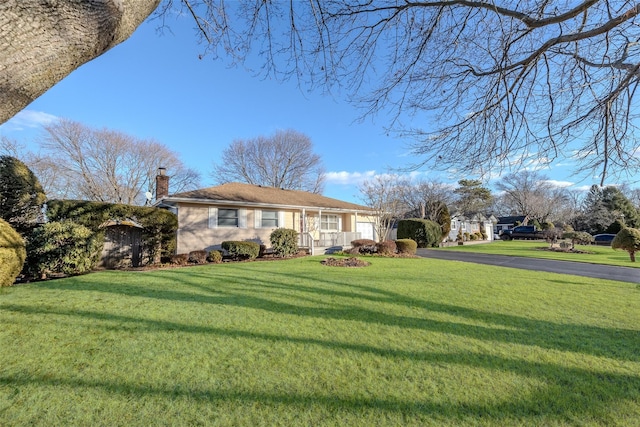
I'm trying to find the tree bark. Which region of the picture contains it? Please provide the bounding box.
[0,0,160,124]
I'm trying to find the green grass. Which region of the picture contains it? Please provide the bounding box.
[1,256,639,426]
[441,240,640,267]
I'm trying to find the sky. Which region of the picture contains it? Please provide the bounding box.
[0,11,613,204]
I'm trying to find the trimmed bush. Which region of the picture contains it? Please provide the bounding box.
[26,220,103,278]
[612,227,640,262]
[395,239,417,255]
[351,239,376,248]
[351,238,377,254]
[270,228,299,257]
[207,250,223,264]
[222,241,260,260]
[376,240,396,255]
[564,231,593,245]
[397,218,442,248]
[188,250,208,264]
[171,254,189,265]
[0,218,26,287]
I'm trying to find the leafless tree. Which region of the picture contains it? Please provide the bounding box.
[5,2,640,185]
[163,1,640,183]
[0,136,23,158]
[399,179,455,222]
[39,119,200,204]
[496,171,570,223]
[359,175,407,242]
[212,129,325,194]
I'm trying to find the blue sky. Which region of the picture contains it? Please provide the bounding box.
[0,13,607,203]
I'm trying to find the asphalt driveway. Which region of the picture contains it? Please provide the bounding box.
[416,248,640,284]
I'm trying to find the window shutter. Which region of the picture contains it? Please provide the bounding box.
[209,207,218,228]
[338,217,342,231]
[254,209,262,229]
[278,211,285,228]
[239,209,247,228]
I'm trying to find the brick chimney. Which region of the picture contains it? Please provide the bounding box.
[155,167,169,200]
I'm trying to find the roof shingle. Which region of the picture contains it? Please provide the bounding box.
[167,182,372,211]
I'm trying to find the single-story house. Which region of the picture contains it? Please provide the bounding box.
[154,181,378,255]
[448,213,497,241]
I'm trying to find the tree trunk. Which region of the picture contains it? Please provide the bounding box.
[630,251,636,263]
[0,0,160,124]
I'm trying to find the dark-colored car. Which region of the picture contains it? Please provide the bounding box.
[593,233,616,245]
[500,225,546,240]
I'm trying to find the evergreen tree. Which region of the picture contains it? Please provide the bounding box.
[602,186,640,228]
[453,179,492,216]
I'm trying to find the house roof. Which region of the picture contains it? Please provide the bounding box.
[158,182,374,212]
[496,215,528,225]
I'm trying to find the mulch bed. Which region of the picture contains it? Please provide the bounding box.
[321,257,371,267]
[536,246,593,254]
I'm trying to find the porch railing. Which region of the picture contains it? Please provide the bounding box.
[299,232,361,255]
[318,232,360,247]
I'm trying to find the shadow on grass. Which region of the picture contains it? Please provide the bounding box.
[27,265,640,365]
[0,303,639,424]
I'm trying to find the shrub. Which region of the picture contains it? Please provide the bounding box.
[26,220,103,279]
[376,240,396,255]
[270,228,299,257]
[612,228,640,262]
[0,218,26,287]
[171,254,189,265]
[351,239,377,254]
[207,250,223,263]
[564,231,593,245]
[397,219,441,248]
[0,156,46,236]
[221,241,260,260]
[188,250,208,264]
[395,239,417,255]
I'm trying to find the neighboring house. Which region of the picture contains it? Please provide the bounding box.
[448,213,497,241]
[495,215,528,235]
[154,181,377,254]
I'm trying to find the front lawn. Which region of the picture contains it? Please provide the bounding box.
[442,239,640,267]
[1,256,639,425]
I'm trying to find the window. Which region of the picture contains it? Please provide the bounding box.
[450,220,457,230]
[218,208,239,227]
[209,208,246,228]
[261,210,278,228]
[321,214,340,231]
[461,222,466,230]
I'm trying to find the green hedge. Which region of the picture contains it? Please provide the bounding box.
[0,218,26,287]
[395,239,417,255]
[46,199,177,263]
[221,241,260,260]
[397,218,442,248]
[26,220,103,278]
[270,228,299,257]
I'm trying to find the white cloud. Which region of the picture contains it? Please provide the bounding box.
[325,170,377,185]
[543,179,574,188]
[1,110,58,131]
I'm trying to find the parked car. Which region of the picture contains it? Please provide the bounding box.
[500,225,546,240]
[593,233,616,245]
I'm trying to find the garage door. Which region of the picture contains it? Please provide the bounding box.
[356,222,375,241]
